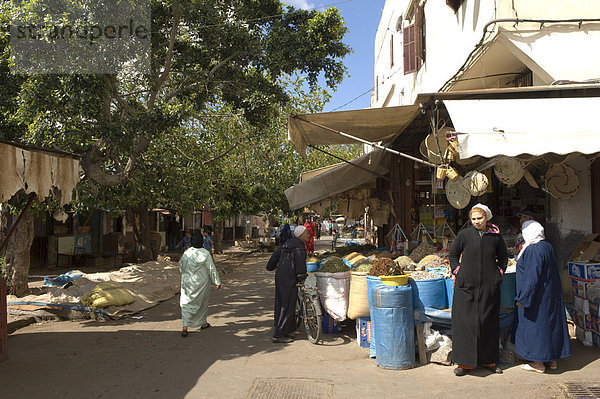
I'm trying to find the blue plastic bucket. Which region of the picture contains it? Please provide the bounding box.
[409,277,447,310]
[306,262,321,273]
[500,271,516,309]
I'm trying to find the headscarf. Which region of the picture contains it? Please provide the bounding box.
[471,203,493,220]
[294,225,307,237]
[517,220,545,261]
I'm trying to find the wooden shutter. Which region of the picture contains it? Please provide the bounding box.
[415,5,424,65]
[403,24,416,74]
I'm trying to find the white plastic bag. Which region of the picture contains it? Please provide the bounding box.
[423,322,443,351]
[315,271,350,322]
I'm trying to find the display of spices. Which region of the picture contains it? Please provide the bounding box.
[376,250,394,258]
[409,241,437,263]
[418,255,444,267]
[319,256,350,273]
[394,256,414,269]
[307,255,321,263]
[408,270,441,280]
[368,257,404,276]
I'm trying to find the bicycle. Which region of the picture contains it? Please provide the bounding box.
[296,277,323,344]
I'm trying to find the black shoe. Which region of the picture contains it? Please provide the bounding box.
[283,333,295,339]
[454,367,470,376]
[483,365,503,374]
[181,331,188,337]
[272,336,293,343]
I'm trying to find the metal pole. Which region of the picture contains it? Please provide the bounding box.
[294,117,437,167]
[307,145,392,182]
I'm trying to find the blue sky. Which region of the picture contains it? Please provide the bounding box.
[283,0,386,112]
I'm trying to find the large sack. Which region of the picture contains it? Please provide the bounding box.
[81,281,135,309]
[347,272,370,319]
[316,271,351,322]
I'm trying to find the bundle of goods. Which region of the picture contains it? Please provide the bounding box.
[408,270,441,280]
[343,252,367,267]
[347,269,370,319]
[376,250,394,259]
[319,256,351,273]
[368,257,404,277]
[417,254,445,269]
[409,241,437,263]
[330,244,376,258]
[316,261,352,322]
[352,257,376,273]
[394,255,416,271]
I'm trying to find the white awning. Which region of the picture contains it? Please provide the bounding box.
[284,149,390,210]
[288,105,421,154]
[445,97,600,159]
[498,29,600,84]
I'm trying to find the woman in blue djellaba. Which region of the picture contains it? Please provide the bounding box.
[515,220,571,373]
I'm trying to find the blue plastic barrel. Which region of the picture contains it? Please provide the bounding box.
[444,278,454,309]
[306,262,321,273]
[500,271,516,309]
[409,277,447,310]
[372,284,415,370]
[366,275,383,358]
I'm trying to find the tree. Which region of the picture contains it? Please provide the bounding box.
[0,1,352,266]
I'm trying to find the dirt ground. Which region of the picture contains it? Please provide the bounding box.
[2,237,600,399]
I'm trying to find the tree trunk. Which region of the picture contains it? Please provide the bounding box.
[213,219,224,254]
[127,206,154,262]
[1,205,35,297]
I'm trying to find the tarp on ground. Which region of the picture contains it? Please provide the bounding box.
[7,261,181,319]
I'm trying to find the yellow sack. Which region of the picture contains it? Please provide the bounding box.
[81,281,135,308]
[347,272,370,319]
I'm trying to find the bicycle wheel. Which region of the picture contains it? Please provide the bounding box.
[295,290,303,330]
[303,296,323,344]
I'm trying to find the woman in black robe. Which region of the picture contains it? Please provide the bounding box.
[266,226,309,343]
[449,204,508,376]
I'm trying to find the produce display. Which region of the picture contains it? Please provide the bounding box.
[319,256,351,273]
[368,257,404,276]
[307,255,321,263]
[409,241,437,263]
[325,244,376,258]
[352,257,375,273]
[394,256,414,269]
[408,271,441,280]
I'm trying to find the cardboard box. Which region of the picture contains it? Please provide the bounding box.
[356,316,370,348]
[568,262,600,280]
[322,312,339,334]
[573,312,593,331]
[591,314,600,333]
[569,234,600,262]
[593,332,600,348]
[576,326,593,346]
[571,279,599,298]
[574,295,590,315]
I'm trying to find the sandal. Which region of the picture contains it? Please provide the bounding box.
[547,361,557,370]
[521,363,545,373]
[201,323,211,330]
[181,328,188,337]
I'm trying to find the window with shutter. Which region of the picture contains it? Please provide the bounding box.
[415,5,425,64]
[403,7,424,75]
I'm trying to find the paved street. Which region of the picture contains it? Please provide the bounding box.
[2,240,600,398]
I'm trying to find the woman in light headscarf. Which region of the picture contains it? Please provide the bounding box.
[515,220,571,373]
[449,203,508,376]
[179,232,221,337]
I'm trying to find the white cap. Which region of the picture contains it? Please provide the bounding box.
[472,203,493,220]
[294,225,307,237]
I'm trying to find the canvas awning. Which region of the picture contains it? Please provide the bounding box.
[288,105,421,154]
[444,96,600,159]
[284,149,390,210]
[0,140,81,204]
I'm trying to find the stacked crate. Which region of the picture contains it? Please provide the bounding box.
[568,261,600,347]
